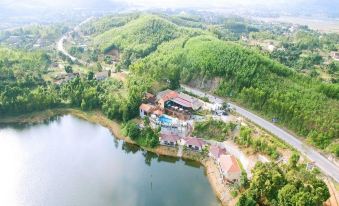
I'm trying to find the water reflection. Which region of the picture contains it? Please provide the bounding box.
[157,155,180,164]
[0,115,220,206]
[121,141,140,154]
[0,115,61,130]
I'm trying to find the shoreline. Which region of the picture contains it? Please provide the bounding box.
[0,109,232,206]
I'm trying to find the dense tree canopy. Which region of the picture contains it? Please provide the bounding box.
[237,160,330,206]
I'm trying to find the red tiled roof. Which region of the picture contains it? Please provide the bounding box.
[171,93,203,110]
[161,91,179,102]
[209,145,227,159]
[171,97,192,108]
[139,103,155,113]
[184,136,206,148]
[157,89,179,102]
[160,133,181,142]
[219,155,241,174]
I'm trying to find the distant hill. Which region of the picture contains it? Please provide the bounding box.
[93,14,180,53]
[91,14,205,69]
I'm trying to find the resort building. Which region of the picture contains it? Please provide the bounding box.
[156,89,180,109]
[156,89,203,120]
[182,136,207,151]
[159,132,181,146]
[209,145,227,161]
[139,103,156,118]
[219,155,241,182]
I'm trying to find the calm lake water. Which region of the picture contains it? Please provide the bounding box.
[0,115,220,206]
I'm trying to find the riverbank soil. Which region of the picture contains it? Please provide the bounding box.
[203,159,232,206]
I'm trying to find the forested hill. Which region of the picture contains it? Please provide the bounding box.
[91,14,205,70]
[86,14,339,155]
[0,47,61,114]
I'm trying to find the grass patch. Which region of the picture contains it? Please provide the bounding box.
[235,126,281,160]
[193,118,236,141]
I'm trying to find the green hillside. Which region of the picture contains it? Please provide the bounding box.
[80,13,140,36]
[93,15,182,68]
[131,34,339,155]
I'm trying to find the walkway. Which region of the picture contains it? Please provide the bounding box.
[177,145,183,157]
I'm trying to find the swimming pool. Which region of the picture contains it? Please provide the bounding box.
[158,115,172,124]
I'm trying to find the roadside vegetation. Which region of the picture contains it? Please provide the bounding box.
[235,127,281,160]
[237,154,330,206]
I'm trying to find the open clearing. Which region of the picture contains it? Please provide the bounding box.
[254,16,339,33]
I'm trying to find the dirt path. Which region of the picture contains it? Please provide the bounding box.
[177,145,183,157]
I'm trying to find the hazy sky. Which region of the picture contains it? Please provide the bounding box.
[1,0,338,18]
[1,0,311,9]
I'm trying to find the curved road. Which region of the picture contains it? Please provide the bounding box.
[57,35,77,62]
[56,17,93,65]
[181,85,339,183]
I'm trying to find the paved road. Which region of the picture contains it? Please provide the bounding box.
[181,85,339,183]
[56,17,93,65]
[57,35,77,62]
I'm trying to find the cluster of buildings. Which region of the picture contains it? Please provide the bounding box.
[54,72,80,85]
[139,89,203,121]
[4,34,51,49]
[140,89,241,183]
[209,145,241,183]
[159,133,207,150]
[53,70,111,85]
[159,131,241,182]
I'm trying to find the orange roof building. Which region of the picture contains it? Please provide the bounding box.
[219,155,241,182]
[156,89,179,109]
[139,103,156,118]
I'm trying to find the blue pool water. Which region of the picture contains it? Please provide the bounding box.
[158,115,172,124]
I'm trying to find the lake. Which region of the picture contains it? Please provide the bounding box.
[0,115,220,206]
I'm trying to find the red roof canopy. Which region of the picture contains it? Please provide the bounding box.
[139,103,155,113]
[160,133,181,142]
[184,136,206,147]
[171,97,192,108]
